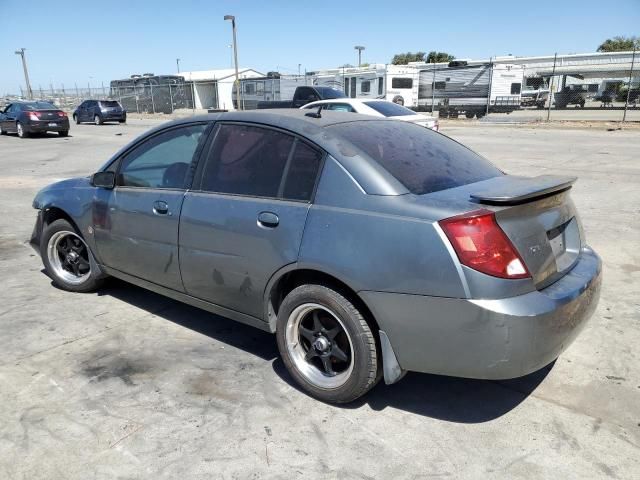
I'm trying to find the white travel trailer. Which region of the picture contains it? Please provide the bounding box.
[413,61,524,118]
[311,65,387,99]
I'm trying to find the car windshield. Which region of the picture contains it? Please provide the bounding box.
[328,120,503,195]
[363,101,416,117]
[315,87,346,99]
[23,102,57,110]
[99,101,120,107]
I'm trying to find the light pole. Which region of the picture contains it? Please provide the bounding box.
[224,15,241,110]
[354,45,365,68]
[15,48,33,99]
[176,58,181,74]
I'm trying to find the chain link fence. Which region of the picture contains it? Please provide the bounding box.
[2,50,638,122]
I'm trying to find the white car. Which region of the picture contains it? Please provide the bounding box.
[302,98,439,131]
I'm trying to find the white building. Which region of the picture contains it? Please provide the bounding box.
[180,68,264,110]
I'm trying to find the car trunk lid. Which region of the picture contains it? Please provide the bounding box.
[468,175,582,288]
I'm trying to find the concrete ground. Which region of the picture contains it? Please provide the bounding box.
[0,119,638,479]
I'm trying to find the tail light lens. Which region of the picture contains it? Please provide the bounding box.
[57,111,67,117]
[433,120,439,132]
[28,111,41,121]
[439,209,530,279]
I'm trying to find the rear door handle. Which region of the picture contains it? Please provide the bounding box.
[257,211,279,228]
[153,200,169,215]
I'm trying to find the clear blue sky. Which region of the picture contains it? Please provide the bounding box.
[0,0,638,94]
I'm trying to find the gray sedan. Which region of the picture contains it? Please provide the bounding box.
[30,110,601,403]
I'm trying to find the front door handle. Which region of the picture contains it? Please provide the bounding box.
[153,200,169,215]
[257,211,279,228]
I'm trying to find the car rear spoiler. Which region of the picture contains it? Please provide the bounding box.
[470,175,577,205]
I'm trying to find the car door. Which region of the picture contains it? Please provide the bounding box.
[78,101,88,121]
[179,123,324,319]
[93,123,209,291]
[1,104,16,131]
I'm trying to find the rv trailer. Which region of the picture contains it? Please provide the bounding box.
[312,65,387,100]
[233,74,311,110]
[416,61,524,118]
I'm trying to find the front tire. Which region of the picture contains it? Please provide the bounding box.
[74,114,80,124]
[41,219,104,292]
[94,115,102,125]
[276,284,381,403]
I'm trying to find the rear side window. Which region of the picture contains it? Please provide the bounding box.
[364,101,415,117]
[200,124,322,201]
[100,101,120,107]
[328,121,502,195]
[282,141,323,201]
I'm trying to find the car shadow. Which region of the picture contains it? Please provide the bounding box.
[57,277,552,422]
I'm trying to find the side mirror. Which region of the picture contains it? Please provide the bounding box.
[91,171,115,189]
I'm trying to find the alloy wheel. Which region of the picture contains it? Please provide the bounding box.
[285,303,354,389]
[47,231,91,285]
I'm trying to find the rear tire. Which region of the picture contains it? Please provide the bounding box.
[465,112,475,119]
[0,125,6,135]
[276,284,381,403]
[40,219,104,293]
[94,115,102,125]
[16,122,28,138]
[58,130,69,137]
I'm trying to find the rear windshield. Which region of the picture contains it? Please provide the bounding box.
[99,101,120,107]
[363,101,415,117]
[23,102,57,110]
[315,87,346,99]
[328,121,502,194]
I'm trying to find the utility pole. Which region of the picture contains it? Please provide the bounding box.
[298,63,301,81]
[354,46,365,68]
[224,15,242,110]
[14,48,33,99]
[176,58,181,74]
[623,47,636,123]
[547,53,557,122]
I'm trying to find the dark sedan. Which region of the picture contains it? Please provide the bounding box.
[0,101,70,138]
[30,110,601,403]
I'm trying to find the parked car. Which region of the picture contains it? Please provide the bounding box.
[0,101,70,138]
[30,110,601,403]
[302,98,439,131]
[256,86,345,109]
[73,100,126,125]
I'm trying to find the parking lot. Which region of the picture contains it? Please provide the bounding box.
[0,119,638,479]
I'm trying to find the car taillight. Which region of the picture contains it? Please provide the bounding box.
[433,120,439,132]
[439,209,530,279]
[28,111,41,121]
[57,111,67,117]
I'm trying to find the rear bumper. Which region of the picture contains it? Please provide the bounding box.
[26,119,70,132]
[101,113,126,121]
[361,246,601,380]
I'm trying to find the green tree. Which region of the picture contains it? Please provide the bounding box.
[597,36,639,52]
[391,52,426,65]
[426,51,455,63]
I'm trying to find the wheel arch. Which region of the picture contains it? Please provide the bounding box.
[42,206,80,231]
[264,265,380,336]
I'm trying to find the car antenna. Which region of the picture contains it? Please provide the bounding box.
[305,106,322,119]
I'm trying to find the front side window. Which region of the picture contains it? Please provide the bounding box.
[118,124,206,189]
[200,124,322,201]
